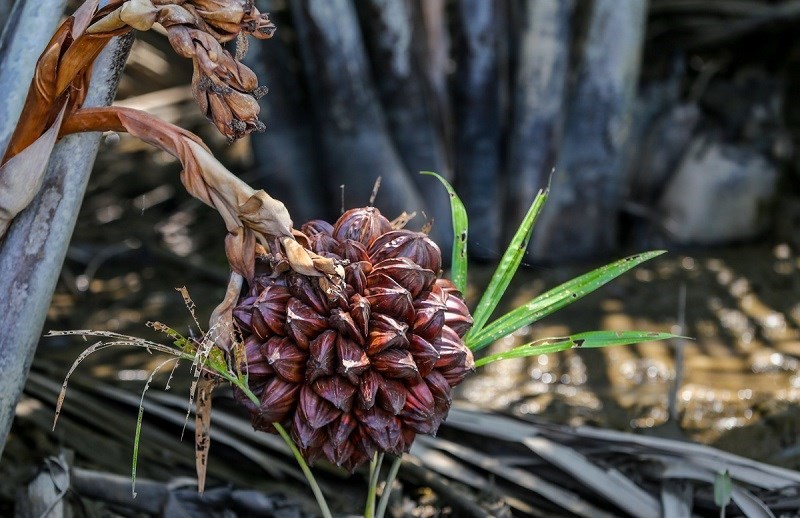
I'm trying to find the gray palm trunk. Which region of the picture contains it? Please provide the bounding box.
[0,0,132,457]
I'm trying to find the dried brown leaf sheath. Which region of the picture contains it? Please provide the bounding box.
[0,106,67,235]
[60,107,333,281]
[195,375,220,493]
[2,0,272,163]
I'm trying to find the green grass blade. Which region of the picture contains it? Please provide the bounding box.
[422,171,468,293]
[465,188,548,342]
[474,330,680,368]
[132,357,179,497]
[474,341,575,367]
[467,250,666,351]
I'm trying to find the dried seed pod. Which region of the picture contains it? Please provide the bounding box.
[301,219,334,237]
[264,336,307,383]
[435,279,474,337]
[367,313,409,355]
[335,336,370,384]
[313,376,357,412]
[329,308,363,345]
[239,335,273,379]
[253,377,299,427]
[364,277,414,323]
[292,410,326,450]
[253,285,291,336]
[232,295,257,332]
[344,261,370,295]
[330,412,358,448]
[349,294,370,338]
[288,274,329,315]
[307,330,336,383]
[372,349,419,380]
[376,378,407,415]
[412,303,445,342]
[333,207,392,246]
[297,385,340,430]
[408,334,440,377]
[285,298,327,350]
[370,257,436,297]
[333,239,370,263]
[368,230,442,273]
[358,407,402,452]
[358,370,381,410]
[308,233,339,255]
[402,381,436,434]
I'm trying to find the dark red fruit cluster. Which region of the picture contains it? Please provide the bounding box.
[232,207,473,470]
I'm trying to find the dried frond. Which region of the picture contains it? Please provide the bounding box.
[195,374,220,493]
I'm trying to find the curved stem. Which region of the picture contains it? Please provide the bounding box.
[364,452,384,518]
[274,422,332,518]
[375,455,402,518]
[229,378,337,517]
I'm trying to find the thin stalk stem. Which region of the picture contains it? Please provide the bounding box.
[233,378,260,407]
[274,423,333,518]
[375,455,402,518]
[364,452,384,518]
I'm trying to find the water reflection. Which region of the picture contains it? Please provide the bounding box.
[459,245,800,461]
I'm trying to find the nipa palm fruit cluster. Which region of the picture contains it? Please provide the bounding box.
[232,207,474,470]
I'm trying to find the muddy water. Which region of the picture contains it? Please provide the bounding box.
[458,244,800,466]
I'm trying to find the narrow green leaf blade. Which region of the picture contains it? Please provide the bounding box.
[474,330,680,368]
[467,250,666,351]
[422,171,468,293]
[132,357,179,497]
[474,341,574,367]
[466,188,548,342]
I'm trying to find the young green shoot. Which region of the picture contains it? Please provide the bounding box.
[422,172,468,293]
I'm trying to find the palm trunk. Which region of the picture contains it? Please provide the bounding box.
[356,0,453,250]
[0,34,133,458]
[290,0,425,221]
[530,0,648,261]
[245,2,327,224]
[0,0,68,155]
[452,0,506,261]
[506,0,573,229]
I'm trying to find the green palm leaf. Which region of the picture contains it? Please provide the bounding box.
[465,188,548,342]
[467,251,665,351]
[422,172,468,293]
[474,330,681,368]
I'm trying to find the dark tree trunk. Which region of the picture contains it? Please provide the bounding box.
[530,0,648,261]
[417,0,451,150]
[506,0,574,228]
[452,0,507,261]
[355,0,453,249]
[243,0,659,262]
[290,0,425,222]
[245,2,328,224]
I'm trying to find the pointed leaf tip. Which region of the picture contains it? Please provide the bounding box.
[421,171,468,292]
